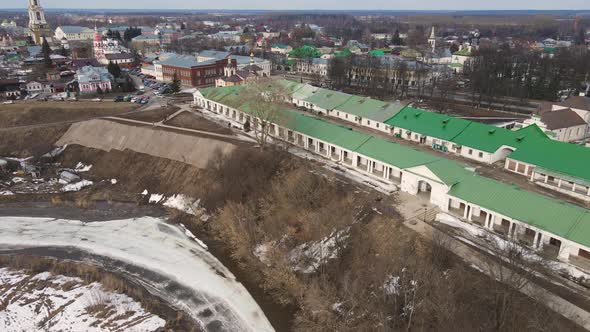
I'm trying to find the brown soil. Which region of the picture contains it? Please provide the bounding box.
[118,106,180,122]
[164,112,233,135]
[0,101,139,128]
[0,124,70,157]
[57,145,205,198]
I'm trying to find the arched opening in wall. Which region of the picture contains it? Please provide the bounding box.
[544,237,562,258]
[495,146,516,165]
[417,180,432,200]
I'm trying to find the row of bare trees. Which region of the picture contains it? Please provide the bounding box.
[329,54,436,100]
[465,45,590,105]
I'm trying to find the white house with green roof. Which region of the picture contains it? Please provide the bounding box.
[450,45,475,73]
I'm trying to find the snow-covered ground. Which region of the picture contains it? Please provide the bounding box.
[436,212,590,281]
[0,268,165,332]
[0,216,274,332]
[61,179,93,192]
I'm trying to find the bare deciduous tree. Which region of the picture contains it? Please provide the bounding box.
[242,78,290,149]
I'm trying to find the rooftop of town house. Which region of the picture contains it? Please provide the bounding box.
[385,106,473,141]
[303,88,353,110]
[539,108,587,130]
[57,25,93,34]
[559,96,590,111]
[291,84,319,101]
[451,121,548,153]
[508,137,590,185]
[336,96,408,123]
[449,173,590,248]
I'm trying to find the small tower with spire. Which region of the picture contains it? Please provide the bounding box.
[428,26,436,52]
[93,26,104,59]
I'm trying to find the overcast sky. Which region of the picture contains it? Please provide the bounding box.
[22,0,590,10]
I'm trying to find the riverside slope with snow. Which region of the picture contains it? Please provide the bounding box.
[0,216,274,332]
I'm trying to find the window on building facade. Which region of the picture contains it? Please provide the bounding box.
[469,149,473,155]
[479,152,483,158]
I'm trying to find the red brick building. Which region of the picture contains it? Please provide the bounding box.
[159,56,231,87]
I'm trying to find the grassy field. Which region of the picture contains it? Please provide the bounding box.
[0,101,139,128]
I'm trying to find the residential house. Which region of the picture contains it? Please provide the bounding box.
[295,58,328,76]
[54,26,94,41]
[271,44,293,54]
[76,65,113,94]
[0,79,21,99]
[522,108,587,142]
[158,55,227,87]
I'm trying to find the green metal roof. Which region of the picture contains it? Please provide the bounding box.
[452,122,535,153]
[567,213,590,249]
[508,138,590,183]
[303,88,353,110]
[277,80,304,94]
[453,48,473,56]
[385,107,472,141]
[449,174,590,248]
[291,84,319,101]
[355,137,440,169]
[424,159,475,186]
[335,96,406,122]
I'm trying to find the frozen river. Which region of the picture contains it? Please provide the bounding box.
[0,215,274,332]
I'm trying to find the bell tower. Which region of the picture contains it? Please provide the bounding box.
[28,0,52,45]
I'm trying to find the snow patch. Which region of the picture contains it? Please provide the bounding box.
[436,213,590,282]
[290,229,349,273]
[179,223,208,249]
[0,268,165,332]
[11,177,25,184]
[163,194,201,215]
[42,145,67,158]
[110,178,117,184]
[61,180,93,192]
[0,190,14,196]
[148,193,164,203]
[75,162,93,172]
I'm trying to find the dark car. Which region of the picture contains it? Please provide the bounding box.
[113,96,124,102]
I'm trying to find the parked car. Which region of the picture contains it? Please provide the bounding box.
[113,96,124,102]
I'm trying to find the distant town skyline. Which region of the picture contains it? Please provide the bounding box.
[12,0,590,10]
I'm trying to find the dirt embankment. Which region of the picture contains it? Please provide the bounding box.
[56,119,237,169]
[164,112,233,135]
[58,145,206,198]
[0,124,70,157]
[0,101,138,128]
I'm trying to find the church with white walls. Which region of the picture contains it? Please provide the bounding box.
[92,27,134,65]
